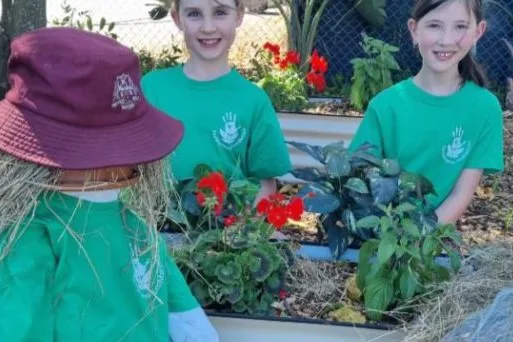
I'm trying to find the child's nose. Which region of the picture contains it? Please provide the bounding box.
[201,17,216,33]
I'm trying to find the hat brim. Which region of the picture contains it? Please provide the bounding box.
[0,100,184,170]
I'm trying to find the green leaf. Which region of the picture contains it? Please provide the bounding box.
[380,159,400,176]
[356,239,379,289]
[286,141,325,163]
[399,268,418,300]
[322,140,347,156]
[363,275,394,321]
[356,215,380,228]
[326,152,352,177]
[215,261,242,285]
[298,183,340,214]
[448,250,461,272]
[395,202,417,214]
[327,215,353,259]
[422,236,437,258]
[224,282,244,304]
[377,232,396,266]
[193,164,212,179]
[108,22,115,31]
[86,15,93,31]
[344,178,369,194]
[99,17,106,30]
[290,167,326,182]
[402,218,421,239]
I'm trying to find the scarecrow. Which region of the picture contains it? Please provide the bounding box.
[0,27,218,341]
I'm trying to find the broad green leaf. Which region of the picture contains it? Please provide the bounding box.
[395,202,417,213]
[290,167,326,182]
[448,250,461,272]
[381,159,400,176]
[402,218,421,238]
[298,183,340,214]
[322,141,347,156]
[422,236,437,258]
[356,215,380,228]
[356,239,379,289]
[327,218,353,260]
[99,17,106,30]
[193,163,212,179]
[363,275,394,321]
[344,178,369,194]
[377,232,396,266]
[399,268,418,300]
[326,152,352,177]
[286,141,325,163]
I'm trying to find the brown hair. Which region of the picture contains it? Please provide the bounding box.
[411,0,488,87]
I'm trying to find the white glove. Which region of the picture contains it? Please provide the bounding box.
[168,307,219,342]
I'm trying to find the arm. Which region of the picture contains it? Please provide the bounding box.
[435,169,483,224]
[254,178,277,206]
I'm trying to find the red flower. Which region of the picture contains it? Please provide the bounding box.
[224,215,237,227]
[263,42,280,57]
[306,71,326,93]
[285,197,304,221]
[267,206,288,229]
[279,59,289,70]
[310,49,328,73]
[285,51,300,65]
[279,289,288,300]
[256,198,272,215]
[197,172,228,197]
[196,192,206,206]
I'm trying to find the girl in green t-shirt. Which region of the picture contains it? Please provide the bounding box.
[141,0,292,205]
[350,0,504,224]
[0,28,218,341]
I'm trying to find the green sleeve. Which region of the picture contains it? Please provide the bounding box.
[348,102,384,156]
[246,94,292,179]
[163,244,200,313]
[464,98,504,173]
[0,222,55,341]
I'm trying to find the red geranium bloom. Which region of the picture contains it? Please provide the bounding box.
[196,192,206,206]
[224,215,237,227]
[285,51,300,65]
[310,49,328,73]
[267,206,288,229]
[285,197,304,221]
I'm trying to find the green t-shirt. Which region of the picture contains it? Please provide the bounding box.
[350,78,504,208]
[0,192,199,341]
[141,65,292,181]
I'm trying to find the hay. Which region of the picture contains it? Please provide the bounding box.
[0,152,173,286]
[404,241,513,342]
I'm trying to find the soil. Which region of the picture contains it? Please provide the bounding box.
[279,112,513,250]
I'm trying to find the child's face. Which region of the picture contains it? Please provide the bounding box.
[408,0,485,76]
[172,0,243,64]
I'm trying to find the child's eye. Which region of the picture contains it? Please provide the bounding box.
[215,9,228,16]
[456,24,468,30]
[187,10,201,17]
[428,23,441,29]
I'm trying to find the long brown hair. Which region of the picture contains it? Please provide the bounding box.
[411,0,488,87]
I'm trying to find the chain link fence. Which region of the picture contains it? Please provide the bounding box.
[48,0,512,95]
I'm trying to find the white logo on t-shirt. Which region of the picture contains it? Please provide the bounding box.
[130,244,164,299]
[112,73,140,111]
[213,112,246,149]
[442,126,471,164]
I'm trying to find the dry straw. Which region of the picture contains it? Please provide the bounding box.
[0,151,172,285]
[404,241,513,341]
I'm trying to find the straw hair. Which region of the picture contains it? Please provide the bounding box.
[0,151,172,296]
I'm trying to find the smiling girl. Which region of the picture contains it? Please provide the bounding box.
[141,0,291,204]
[350,0,504,224]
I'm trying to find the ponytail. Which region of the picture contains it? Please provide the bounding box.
[458,53,488,88]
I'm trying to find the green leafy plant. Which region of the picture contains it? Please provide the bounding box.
[169,165,301,314]
[255,42,329,111]
[288,140,462,320]
[287,141,440,258]
[356,205,461,321]
[51,0,117,40]
[350,34,401,111]
[271,0,331,73]
[137,46,183,76]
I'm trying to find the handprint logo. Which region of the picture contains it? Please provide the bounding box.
[213,112,246,149]
[130,244,164,299]
[442,126,471,164]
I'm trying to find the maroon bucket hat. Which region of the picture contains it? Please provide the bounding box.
[0,27,184,170]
